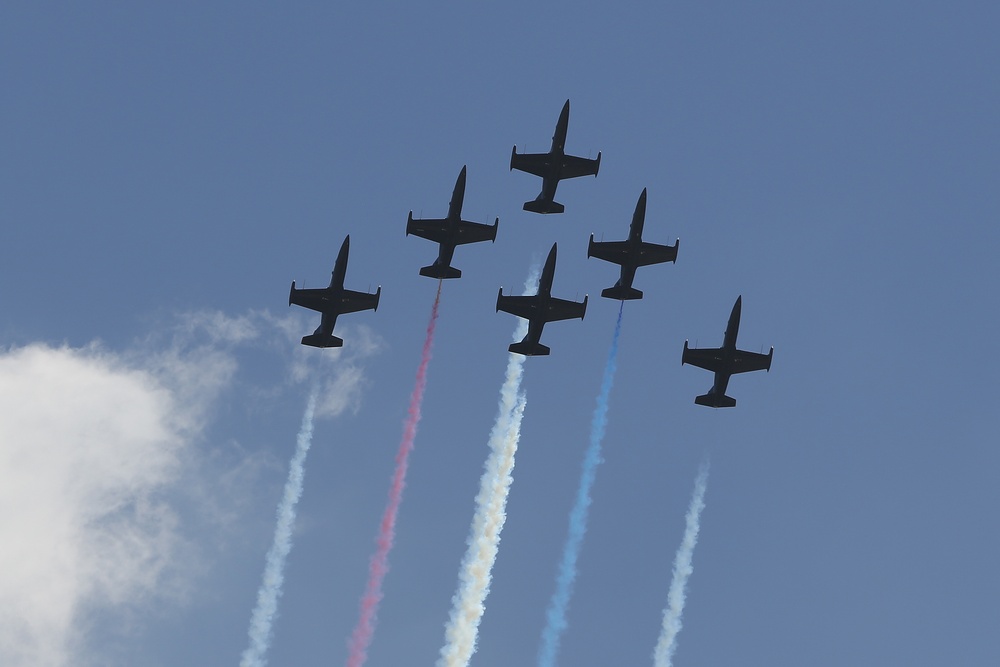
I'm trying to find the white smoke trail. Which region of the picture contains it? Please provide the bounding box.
[240,389,319,667]
[436,269,538,667]
[653,458,710,667]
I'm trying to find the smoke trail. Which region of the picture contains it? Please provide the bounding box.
[653,458,711,667]
[346,281,443,667]
[437,268,538,667]
[537,303,624,667]
[240,388,319,667]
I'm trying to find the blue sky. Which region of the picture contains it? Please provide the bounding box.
[2,2,999,666]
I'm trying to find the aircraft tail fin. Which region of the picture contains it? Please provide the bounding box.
[694,392,736,408]
[300,333,344,348]
[601,285,643,300]
[419,263,462,279]
[508,340,550,356]
[523,198,565,215]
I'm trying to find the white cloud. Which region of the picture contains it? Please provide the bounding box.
[0,345,190,667]
[311,324,383,419]
[0,309,382,667]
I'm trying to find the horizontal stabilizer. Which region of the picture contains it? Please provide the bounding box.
[523,198,565,215]
[300,333,344,348]
[601,285,643,301]
[419,264,462,279]
[508,341,550,356]
[694,393,736,408]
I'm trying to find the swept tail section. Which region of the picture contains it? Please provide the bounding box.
[508,340,550,356]
[419,264,462,279]
[523,198,565,214]
[301,332,344,348]
[601,285,643,301]
[694,392,736,408]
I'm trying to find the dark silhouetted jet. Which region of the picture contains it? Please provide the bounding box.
[496,243,587,356]
[510,100,601,214]
[588,188,679,300]
[406,166,499,279]
[682,296,773,407]
[288,235,380,348]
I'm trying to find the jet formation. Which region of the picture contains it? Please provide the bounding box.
[288,100,774,406]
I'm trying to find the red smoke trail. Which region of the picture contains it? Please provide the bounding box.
[346,282,442,667]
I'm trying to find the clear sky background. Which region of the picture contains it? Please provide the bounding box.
[2,2,999,666]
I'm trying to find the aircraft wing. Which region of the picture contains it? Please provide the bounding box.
[454,218,498,246]
[731,349,773,374]
[496,293,540,320]
[497,293,586,323]
[510,151,551,178]
[543,296,587,322]
[339,288,381,315]
[588,240,630,266]
[406,217,451,244]
[635,241,679,267]
[560,154,600,180]
[288,288,331,313]
[681,345,726,373]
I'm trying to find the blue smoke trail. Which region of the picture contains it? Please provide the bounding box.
[241,388,318,667]
[537,303,624,667]
[653,458,710,667]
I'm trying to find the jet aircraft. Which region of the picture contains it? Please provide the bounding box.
[406,166,499,279]
[288,235,381,348]
[496,243,587,356]
[510,100,601,214]
[682,296,773,407]
[587,188,679,300]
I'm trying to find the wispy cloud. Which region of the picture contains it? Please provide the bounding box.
[146,308,382,419]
